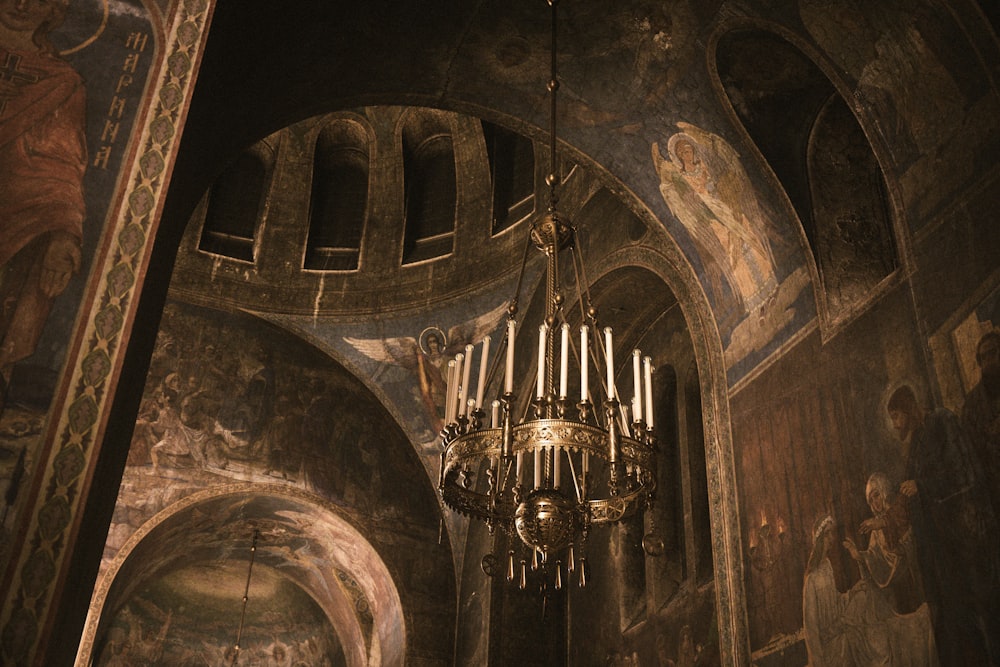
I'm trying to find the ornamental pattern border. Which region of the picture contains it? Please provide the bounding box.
[0,1,213,663]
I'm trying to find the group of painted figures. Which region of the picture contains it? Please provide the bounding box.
[804,331,1000,666]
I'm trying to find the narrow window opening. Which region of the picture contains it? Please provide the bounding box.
[482,120,535,234]
[199,145,272,262]
[306,121,369,271]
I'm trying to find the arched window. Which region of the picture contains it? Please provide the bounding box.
[716,29,897,323]
[401,111,457,264]
[199,142,274,262]
[807,94,897,313]
[306,120,369,271]
[481,120,535,234]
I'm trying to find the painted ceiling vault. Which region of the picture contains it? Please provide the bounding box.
[0,0,996,665]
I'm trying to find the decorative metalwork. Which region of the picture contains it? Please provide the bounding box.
[437,0,659,592]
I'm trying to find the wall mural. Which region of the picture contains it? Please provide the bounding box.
[342,300,509,439]
[733,287,1000,666]
[651,122,810,382]
[95,563,346,666]
[933,283,1000,503]
[108,301,439,539]
[798,0,1000,225]
[0,0,154,583]
[91,299,453,663]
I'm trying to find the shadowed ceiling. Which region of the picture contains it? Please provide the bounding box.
[97,0,874,663]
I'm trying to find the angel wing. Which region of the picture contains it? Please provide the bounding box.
[445,300,511,352]
[652,139,730,259]
[673,122,775,265]
[342,334,420,369]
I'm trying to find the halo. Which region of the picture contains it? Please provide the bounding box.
[880,378,924,435]
[418,326,447,357]
[58,0,110,56]
[666,131,698,168]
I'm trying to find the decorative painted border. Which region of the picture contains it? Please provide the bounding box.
[0,1,214,663]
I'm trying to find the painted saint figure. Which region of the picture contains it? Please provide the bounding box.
[887,384,1000,665]
[804,514,939,666]
[803,516,886,666]
[652,123,777,318]
[344,302,507,439]
[961,330,1000,516]
[0,0,87,411]
[843,472,925,615]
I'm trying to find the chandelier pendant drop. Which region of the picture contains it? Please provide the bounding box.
[437,0,658,591]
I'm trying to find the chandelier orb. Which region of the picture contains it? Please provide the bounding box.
[515,489,580,554]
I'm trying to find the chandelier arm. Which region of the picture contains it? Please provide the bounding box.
[509,222,536,320]
[565,448,584,503]
[570,230,596,325]
[587,486,650,525]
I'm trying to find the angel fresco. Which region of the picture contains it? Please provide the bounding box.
[652,123,778,319]
[343,301,509,438]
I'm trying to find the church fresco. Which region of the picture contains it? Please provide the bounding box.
[1,0,153,409]
[341,300,510,443]
[798,0,1000,225]
[94,563,347,666]
[0,0,153,586]
[111,301,440,530]
[651,123,811,385]
[86,299,455,664]
[732,283,1000,666]
[0,0,995,662]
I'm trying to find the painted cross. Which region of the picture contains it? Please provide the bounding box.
[0,52,40,115]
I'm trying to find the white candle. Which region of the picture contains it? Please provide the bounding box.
[453,354,465,421]
[644,356,654,428]
[604,327,615,400]
[516,451,523,483]
[491,399,500,428]
[475,335,491,410]
[553,448,561,488]
[534,447,542,489]
[445,359,457,424]
[580,325,589,402]
[536,324,548,399]
[461,345,474,417]
[632,349,642,422]
[559,323,570,398]
[505,319,516,394]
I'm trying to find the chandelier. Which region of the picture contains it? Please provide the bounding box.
[437,0,658,591]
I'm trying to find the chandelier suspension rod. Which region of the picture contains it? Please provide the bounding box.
[547,0,560,213]
[231,528,260,666]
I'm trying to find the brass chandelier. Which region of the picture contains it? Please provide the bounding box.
[437,0,658,590]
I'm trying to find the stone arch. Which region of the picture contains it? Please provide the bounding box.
[78,483,405,667]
